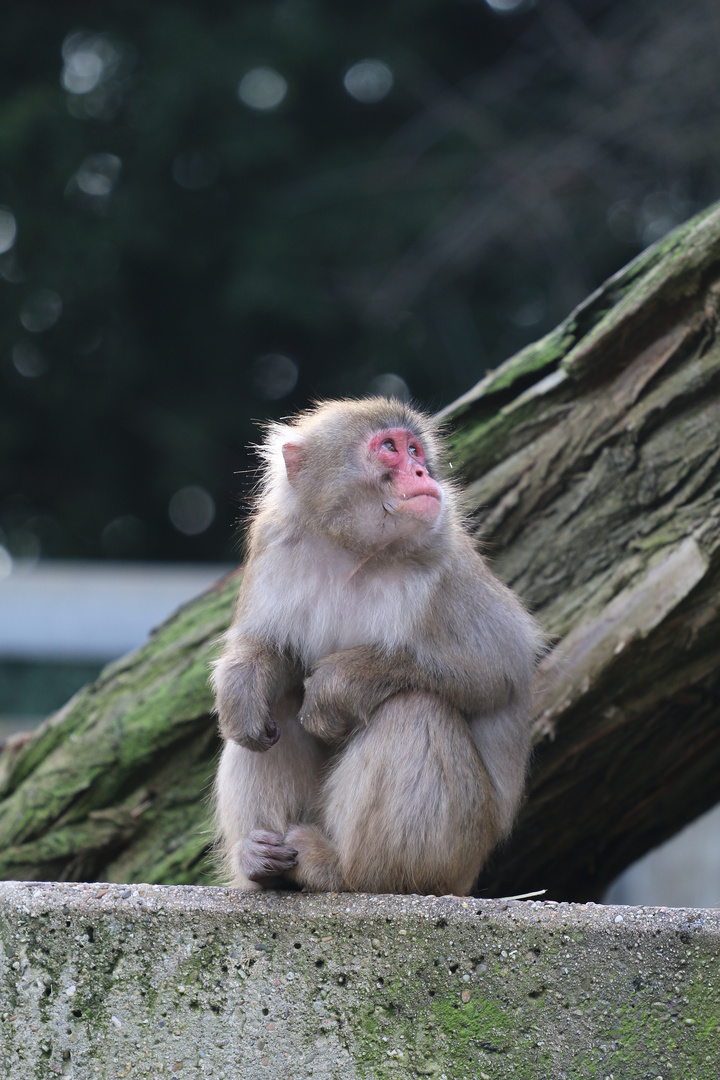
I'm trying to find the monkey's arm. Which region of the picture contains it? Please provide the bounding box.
[301,563,542,743]
[212,634,301,751]
[300,642,513,743]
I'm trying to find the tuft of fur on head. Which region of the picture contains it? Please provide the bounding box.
[254,420,299,495]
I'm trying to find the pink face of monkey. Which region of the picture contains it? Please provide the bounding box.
[279,420,444,553]
[367,428,442,526]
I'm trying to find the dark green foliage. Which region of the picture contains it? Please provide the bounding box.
[2,0,720,563]
[0,659,103,729]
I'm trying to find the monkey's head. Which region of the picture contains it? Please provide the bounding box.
[260,398,456,557]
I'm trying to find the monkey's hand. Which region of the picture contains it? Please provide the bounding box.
[217,692,280,752]
[212,641,284,751]
[301,642,505,736]
[300,649,377,743]
[299,689,354,744]
[242,830,298,883]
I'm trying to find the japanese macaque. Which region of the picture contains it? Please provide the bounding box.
[212,397,542,896]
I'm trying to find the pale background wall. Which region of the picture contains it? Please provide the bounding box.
[603,805,720,908]
[0,560,232,733]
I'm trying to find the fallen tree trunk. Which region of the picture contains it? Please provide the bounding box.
[2,202,720,899]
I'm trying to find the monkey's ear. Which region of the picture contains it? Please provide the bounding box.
[282,442,305,482]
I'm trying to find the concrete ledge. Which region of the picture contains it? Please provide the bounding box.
[1,882,718,1078]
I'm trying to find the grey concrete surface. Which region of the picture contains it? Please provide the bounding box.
[1,881,718,1079]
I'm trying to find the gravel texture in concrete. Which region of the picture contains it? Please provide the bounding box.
[0,881,718,1078]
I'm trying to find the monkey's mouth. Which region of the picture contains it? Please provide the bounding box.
[382,491,442,518]
[399,491,442,507]
[397,492,442,522]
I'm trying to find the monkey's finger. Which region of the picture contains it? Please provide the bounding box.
[243,832,299,881]
[249,829,291,848]
[233,719,280,752]
[263,718,280,745]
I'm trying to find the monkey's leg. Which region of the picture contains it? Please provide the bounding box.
[321,693,498,896]
[215,695,330,890]
[468,701,533,840]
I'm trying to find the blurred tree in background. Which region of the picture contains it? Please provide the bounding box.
[2,0,720,564]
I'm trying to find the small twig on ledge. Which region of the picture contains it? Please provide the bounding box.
[495,889,547,902]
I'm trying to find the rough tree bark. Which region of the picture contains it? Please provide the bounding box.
[2,202,720,900]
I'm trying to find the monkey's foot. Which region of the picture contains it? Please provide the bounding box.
[241,829,298,883]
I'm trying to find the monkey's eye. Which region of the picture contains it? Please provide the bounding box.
[408,444,418,456]
[381,439,396,452]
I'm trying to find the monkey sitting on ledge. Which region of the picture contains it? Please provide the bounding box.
[212,397,543,895]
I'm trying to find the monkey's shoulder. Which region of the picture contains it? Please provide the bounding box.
[425,548,541,654]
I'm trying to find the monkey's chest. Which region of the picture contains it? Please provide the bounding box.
[275,565,427,666]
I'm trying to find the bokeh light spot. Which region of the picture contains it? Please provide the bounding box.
[62,48,104,94]
[485,0,530,12]
[252,353,299,400]
[7,527,41,565]
[168,486,215,536]
[19,289,62,333]
[343,59,394,104]
[641,191,680,247]
[511,296,545,327]
[0,208,17,254]
[367,373,410,401]
[12,340,47,378]
[61,31,121,94]
[61,30,133,121]
[75,153,122,196]
[238,67,288,111]
[0,251,23,284]
[607,199,639,244]
[101,515,147,558]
